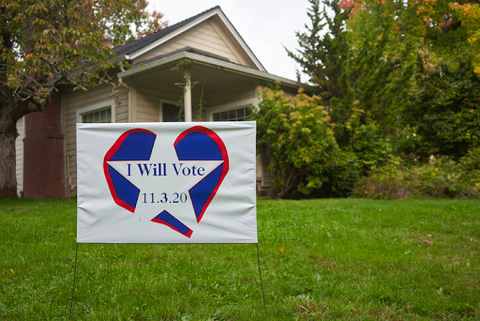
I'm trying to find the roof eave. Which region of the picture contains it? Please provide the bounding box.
[110,54,129,64]
[116,51,300,89]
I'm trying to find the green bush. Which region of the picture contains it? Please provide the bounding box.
[251,84,340,198]
[355,149,480,199]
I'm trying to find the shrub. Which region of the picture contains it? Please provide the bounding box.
[355,149,480,199]
[251,85,339,198]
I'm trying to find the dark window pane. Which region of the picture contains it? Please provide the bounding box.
[163,103,180,122]
[82,108,111,123]
[213,107,252,122]
[220,111,228,121]
[237,108,245,118]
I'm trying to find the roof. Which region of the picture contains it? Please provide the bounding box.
[113,6,265,71]
[114,6,220,57]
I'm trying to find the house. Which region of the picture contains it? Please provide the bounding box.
[15,6,300,198]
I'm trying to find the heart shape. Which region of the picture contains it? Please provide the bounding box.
[103,126,229,238]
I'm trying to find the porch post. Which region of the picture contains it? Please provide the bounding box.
[184,71,192,122]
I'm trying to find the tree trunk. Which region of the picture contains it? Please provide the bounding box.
[0,130,17,198]
[0,98,18,198]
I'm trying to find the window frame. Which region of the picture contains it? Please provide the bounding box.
[76,100,115,123]
[159,99,181,122]
[208,98,259,122]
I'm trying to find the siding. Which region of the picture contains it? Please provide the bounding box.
[205,83,258,107]
[63,83,128,196]
[135,85,171,122]
[15,117,25,196]
[134,18,256,69]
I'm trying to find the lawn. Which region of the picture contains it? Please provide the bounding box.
[0,198,479,320]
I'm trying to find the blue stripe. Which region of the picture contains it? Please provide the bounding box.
[108,165,140,209]
[176,132,222,160]
[111,131,156,161]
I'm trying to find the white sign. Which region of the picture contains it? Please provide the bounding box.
[77,122,257,244]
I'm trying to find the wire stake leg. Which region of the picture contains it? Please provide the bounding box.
[70,242,79,318]
[256,242,267,311]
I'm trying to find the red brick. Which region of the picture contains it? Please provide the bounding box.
[24,92,66,198]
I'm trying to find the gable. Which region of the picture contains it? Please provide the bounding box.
[133,16,258,69]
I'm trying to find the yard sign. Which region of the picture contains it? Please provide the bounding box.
[77,122,257,244]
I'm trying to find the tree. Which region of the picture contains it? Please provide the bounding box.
[0,0,167,197]
[399,0,480,160]
[340,0,480,161]
[283,0,479,198]
[333,0,416,173]
[289,0,410,175]
[286,0,351,107]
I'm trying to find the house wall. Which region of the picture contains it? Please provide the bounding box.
[23,92,65,198]
[133,82,182,122]
[15,117,25,197]
[205,83,258,108]
[63,83,128,196]
[134,18,256,69]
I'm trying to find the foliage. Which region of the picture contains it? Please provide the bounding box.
[355,149,480,199]
[251,84,339,198]
[402,61,480,160]
[341,102,396,174]
[339,0,415,137]
[1,0,166,110]
[398,0,480,160]
[1,198,479,319]
[286,0,351,106]
[284,0,480,198]
[287,0,411,174]
[0,0,166,197]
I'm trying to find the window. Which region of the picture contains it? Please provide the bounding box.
[76,100,115,123]
[82,108,111,123]
[162,103,180,122]
[208,98,258,122]
[212,106,251,121]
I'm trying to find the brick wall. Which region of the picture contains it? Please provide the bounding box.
[24,92,66,198]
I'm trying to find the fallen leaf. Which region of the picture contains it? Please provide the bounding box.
[427,234,432,237]
[470,238,473,242]
[437,213,444,217]
[422,240,434,245]
[402,241,409,243]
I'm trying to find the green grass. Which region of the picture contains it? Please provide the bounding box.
[0,198,479,320]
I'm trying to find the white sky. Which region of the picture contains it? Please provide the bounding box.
[148,0,310,82]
